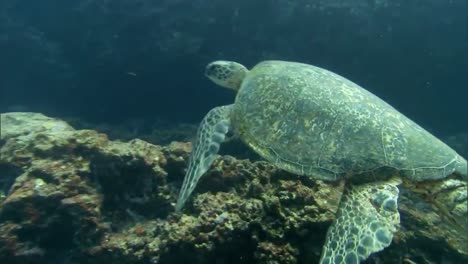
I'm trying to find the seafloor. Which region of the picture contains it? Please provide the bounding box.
[0,112,467,264]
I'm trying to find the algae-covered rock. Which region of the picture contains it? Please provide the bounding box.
[0,112,466,264]
[0,112,169,263]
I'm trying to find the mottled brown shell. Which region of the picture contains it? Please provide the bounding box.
[231,61,466,182]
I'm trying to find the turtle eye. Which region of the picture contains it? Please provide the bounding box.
[205,64,218,77]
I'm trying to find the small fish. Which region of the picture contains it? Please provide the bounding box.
[402,257,417,264]
[126,72,137,77]
[214,212,229,224]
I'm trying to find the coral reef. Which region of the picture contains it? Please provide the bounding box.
[64,117,199,146]
[0,112,467,264]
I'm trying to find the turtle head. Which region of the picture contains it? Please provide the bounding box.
[205,61,248,91]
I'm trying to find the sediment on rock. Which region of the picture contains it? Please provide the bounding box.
[0,112,466,264]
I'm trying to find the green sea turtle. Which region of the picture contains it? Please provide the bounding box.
[175,60,467,263]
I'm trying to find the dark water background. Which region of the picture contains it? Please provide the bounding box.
[1,0,467,139]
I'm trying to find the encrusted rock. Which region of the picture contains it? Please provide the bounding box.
[0,112,467,263]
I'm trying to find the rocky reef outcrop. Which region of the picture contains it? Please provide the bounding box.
[0,112,466,264]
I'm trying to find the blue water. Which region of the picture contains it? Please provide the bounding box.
[0,1,467,264]
[1,0,467,138]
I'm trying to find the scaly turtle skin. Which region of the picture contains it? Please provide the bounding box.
[176,60,467,263]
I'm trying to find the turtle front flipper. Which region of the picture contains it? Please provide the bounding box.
[175,105,233,211]
[319,178,401,264]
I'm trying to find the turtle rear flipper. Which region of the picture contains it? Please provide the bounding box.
[175,105,233,211]
[320,178,401,264]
